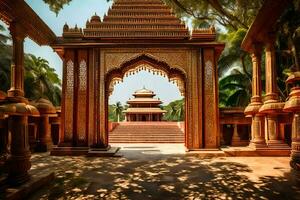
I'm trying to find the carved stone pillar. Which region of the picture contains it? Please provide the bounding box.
[32,98,58,152]
[0,21,41,185]
[91,49,109,149]
[7,22,26,102]
[231,124,240,146]
[0,117,9,165]
[0,92,8,162]
[259,37,289,148]
[245,44,267,149]
[283,72,300,170]
[7,115,31,185]
[0,103,39,186]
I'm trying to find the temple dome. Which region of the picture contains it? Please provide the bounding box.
[90,13,101,23]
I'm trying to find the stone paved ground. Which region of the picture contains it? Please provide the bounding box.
[28,144,300,200]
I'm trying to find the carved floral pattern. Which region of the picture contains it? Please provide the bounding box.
[65,60,74,141]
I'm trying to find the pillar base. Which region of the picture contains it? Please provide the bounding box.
[248,140,268,150]
[231,139,249,147]
[6,154,31,186]
[34,143,53,152]
[87,146,120,157]
[3,170,54,200]
[7,172,30,186]
[90,143,109,149]
[290,151,300,171]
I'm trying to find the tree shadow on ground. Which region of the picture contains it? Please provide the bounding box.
[27,151,300,200]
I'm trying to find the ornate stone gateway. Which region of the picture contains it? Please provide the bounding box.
[52,0,224,153]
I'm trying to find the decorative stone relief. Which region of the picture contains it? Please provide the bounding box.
[204,60,215,146]
[103,49,189,75]
[79,60,87,91]
[65,60,74,141]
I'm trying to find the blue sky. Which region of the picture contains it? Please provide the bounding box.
[1,0,183,105]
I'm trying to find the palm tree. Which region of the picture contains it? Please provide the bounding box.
[163,99,185,121]
[0,24,12,92]
[163,101,177,121]
[219,69,251,107]
[111,101,123,122]
[174,99,184,121]
[24,54,61,106]
[218,28,252,78]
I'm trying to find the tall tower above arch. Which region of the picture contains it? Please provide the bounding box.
[62,0,216,41]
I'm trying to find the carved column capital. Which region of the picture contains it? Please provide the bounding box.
[264,32,277,51]
[7,21,27,100]
[9,21,26,41]
[250,43,263,58]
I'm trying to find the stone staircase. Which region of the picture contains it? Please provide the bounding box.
[109,122,184,143]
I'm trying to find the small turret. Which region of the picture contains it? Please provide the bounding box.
[90,13,101,23]
[63,23,69,32]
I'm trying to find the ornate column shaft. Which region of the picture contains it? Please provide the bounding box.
[245,44,267,149]
[265,40,278,101]
[231,124,241,146]
[259,37,288,148]
[0,117,9,164]
[35,116,53,152]
[3,21,36,186]
[290,113,300,170]
[283,72,300,170]
[7,115,31,185]
[7,22,26,100]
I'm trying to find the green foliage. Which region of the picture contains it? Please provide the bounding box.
[163,98,185,121]
[43,0,72,15]
[165,0,263,30]
[24,54,62,106]
[0,24,11,92]
[277,0,300,71]
[219,69,251,107]
[16,0,300,108]
[109,101,125,122]
[218,28,251,77]
[0,25,62,106]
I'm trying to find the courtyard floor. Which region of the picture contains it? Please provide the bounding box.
[28,144,300,200]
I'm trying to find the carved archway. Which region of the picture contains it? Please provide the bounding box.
[47,0,224,156]
[104,54,187,144]
[106,54,186,96]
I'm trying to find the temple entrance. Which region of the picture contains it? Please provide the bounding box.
[55,47,223,153]
[106,57,186,144]
[51,0,224,155]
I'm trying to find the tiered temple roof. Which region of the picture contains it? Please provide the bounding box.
[123,88,166,114]
[62,0,216,41]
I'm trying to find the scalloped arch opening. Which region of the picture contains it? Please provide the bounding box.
[105,54,186,96]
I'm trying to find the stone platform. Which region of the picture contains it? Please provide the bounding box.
[50,147,89,156]
[1,170,54,200]
[51,146,120,157]
[222,146,291,157]
[87,147,120,157]
[186,149,226,158]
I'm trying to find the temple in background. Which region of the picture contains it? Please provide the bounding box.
[123,87,166,121]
